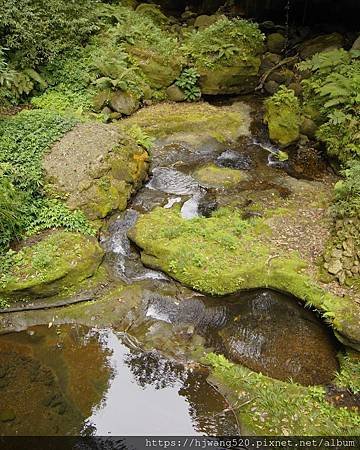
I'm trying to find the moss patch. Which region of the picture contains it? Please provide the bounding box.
[0,231,104,299]
[204,353,360,435]
[128,206,360,349]
[193,163,250,188]
[120,101,251,142]
[264,86,301,147]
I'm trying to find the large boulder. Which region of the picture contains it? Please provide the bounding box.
[198,56,262,95]
[44,123,149,219]
[184,17,264,95]
[300,33,344,59]
[0,231,103,298]
[128,47,181,89]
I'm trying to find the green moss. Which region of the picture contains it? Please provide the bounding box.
[128,206,360,348]
[193,164,250,188]
[264,86,301,147]
[204,353,360,435]
[0,231,104,299]
[335,350,360,394]
[121,101,250,141]
[183,17,264,70]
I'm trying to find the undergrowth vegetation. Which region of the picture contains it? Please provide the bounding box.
[183,17,264,69]
[205,353,360,435]
[0,110,94,249]
[299,49,360,164]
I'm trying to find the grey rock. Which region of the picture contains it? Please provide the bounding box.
[110,91,139,116]
[328,258,342,275]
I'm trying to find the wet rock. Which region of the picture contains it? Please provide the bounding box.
[166,84,186,102]
[266,33,286,54]
[110,91,139,116]
[197,190,218,217]
[328,258,343,275]
[300,33,344,60]
[44,123,149,219]
[216,150,253,170]
[264,80,279,95]
[0,409,16,422]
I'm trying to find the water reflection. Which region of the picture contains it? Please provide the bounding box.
[0,325,239,436]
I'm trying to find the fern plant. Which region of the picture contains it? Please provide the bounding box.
[175,68,201,102]
[299,49,360,164]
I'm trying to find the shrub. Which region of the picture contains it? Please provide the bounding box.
[0,0,99,68]
[0,110,94,249]
[175,68,201,102]
[0,175,25,248]
[299,49,360,164]
[183,17,264,70]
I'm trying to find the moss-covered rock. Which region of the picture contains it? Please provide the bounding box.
[44,123,149,220]
[128,46,182,89]
[205,353,360,435]
[198,56,262,95]
[128,206,360,350]
[264,86,301,147]
[193,164,250,188]
[266,32,286,54]
[0,231,103,299]
[183,17,264,95]
[300,32,344,60]
[120,101,251,142]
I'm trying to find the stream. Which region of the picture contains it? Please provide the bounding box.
[0,98,341,436]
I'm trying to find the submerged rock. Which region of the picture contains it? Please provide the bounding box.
[0,231,103,298]
[44,123,149,219]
